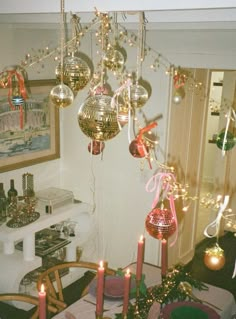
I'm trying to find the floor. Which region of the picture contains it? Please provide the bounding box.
[185,231,236,300]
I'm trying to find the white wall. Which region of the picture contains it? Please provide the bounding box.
[0,21,236,269]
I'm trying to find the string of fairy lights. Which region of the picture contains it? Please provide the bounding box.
[1,10,235,234]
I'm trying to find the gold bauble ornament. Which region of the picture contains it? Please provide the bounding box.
[173,87,185,104]
[204,244,225,271]
[78,93,120,141]
[104,48,125,71]
[55,56,91,92]
[123,83,149,109]
[49,83,74,108]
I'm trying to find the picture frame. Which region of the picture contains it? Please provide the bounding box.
[0,79,60,172]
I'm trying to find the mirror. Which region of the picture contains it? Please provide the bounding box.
[196,70,236,244]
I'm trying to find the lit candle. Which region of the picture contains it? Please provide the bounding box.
[123,268,131,316]
[39,284,46,319]
[136,235,145,281]
[96,260,105,316]
[161,239,168,277]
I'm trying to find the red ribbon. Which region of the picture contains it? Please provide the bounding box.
[0,69,28,129]
[173,73,186,89]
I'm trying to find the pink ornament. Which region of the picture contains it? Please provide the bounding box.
[145,207,176,240]
[88,140,105,155]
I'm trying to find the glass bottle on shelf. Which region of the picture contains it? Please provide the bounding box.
[0,183,7,224]
[7,179,18,202]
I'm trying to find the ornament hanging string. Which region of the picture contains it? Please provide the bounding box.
[203,195,229,239]
[145,172,178,246]
[232,259,236,279]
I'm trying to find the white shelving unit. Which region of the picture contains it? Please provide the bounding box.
[0,201,95,294]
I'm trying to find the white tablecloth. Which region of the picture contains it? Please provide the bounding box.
[53,262,236,319]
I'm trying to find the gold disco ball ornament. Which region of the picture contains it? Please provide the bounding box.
[104,48,125,72]
[49,83,74,108]
[204,244,226,271]
[78,93,120,141]
[123,83,149,109]
[55,56,91,92]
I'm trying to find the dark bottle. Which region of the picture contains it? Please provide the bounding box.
[0,183,7,224]
[7,179,18,202]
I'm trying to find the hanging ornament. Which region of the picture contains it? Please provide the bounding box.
[55,55,91,92]
[88,140,105,155]
[78,91,120,141]
[129,122,157,168]
[173,87,185,105]
[117,106,129,127]
[49,83,74,108]
[145,207,177,240]
[129,83,149,109]
[204,244,226,270]
[50,0,74,108]
[216,129,235,151]
[104,47,125,72]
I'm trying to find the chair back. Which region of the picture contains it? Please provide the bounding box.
[36,261,115,313]
[0,293,58,319]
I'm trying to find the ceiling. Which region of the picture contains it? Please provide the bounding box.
[0,0,236,30]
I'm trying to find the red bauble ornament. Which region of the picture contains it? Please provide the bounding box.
[129,139,149,158]
[88,140,105,155]
[145,208,176,240]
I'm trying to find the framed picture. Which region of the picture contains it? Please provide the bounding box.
[0,79,60,172]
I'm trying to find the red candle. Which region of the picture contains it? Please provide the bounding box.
[39,284,46,319]
[161,239,168,277]
[96,260,105,316]
[123,268,131,315]
[136,235,145,281]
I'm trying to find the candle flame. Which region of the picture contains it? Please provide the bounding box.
[99,260,103,268]
[40,284,45,293]
[126,268,130,275]
[139,235,144,242]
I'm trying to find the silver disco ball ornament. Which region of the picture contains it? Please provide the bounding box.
[55,56,91,92]
[123,83,149,109]
[104,49,125,72]
[49,83,74,108]
[78,93,120,141]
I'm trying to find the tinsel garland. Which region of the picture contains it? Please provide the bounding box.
[115,264,208,319]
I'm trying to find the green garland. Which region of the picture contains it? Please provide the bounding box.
[115,264,208,319]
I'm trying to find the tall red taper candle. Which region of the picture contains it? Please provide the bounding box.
[161,239,168,277]
[96,260,105,316]
[39,283,46,319]
[123,268,131,316]
[136,235,144,281]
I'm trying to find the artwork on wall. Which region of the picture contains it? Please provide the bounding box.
[0,79,60,172]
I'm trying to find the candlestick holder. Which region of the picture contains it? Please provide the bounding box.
[95,313,103,319]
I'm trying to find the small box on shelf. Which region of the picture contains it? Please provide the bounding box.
[36,187,74,214]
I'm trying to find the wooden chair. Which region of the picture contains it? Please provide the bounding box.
[36,261,116,313]
[0,293,58,319]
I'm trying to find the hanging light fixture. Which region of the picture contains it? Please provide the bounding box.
[50,0,74,108]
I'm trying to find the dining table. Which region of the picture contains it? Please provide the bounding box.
[52,262,236,319]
